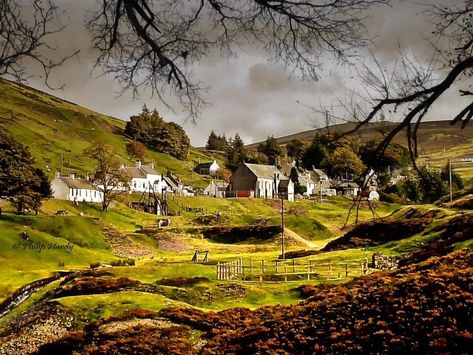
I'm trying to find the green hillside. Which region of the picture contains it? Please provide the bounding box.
[247,121,473,180]
[0,78,218,188]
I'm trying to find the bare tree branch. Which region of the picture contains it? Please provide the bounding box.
[0,0,78,88]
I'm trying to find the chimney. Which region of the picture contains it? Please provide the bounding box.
[150,162,154,169]
[135,160,142,169]
[55,171,61,178]
[69,173,75,180]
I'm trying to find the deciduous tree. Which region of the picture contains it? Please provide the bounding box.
[84,142,131,211]
[125,141,147,161]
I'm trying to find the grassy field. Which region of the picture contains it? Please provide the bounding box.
[1,193,472,339]
[0,195,396,306]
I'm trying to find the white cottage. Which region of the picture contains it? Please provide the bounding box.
[204,180,228,198]
[194,160,220,176]
[51,173,103,203]
[121,161,162,193]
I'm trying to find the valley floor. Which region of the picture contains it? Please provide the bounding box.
[0,195,471,354]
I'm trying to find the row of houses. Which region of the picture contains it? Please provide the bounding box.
[201,162,379,201]
[51,158,379,208]
[51,161,195,204]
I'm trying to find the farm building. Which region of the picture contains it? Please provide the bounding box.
[229,163,294,201]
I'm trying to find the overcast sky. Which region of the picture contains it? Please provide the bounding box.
[20,0,467,146]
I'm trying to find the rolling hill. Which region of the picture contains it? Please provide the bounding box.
[0,78,218,188]
[247,121,473,180]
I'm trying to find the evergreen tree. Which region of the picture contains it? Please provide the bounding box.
[258,135,282,165]
[0,130,51,213]
[125,107,190,160]
[225,133,247,171]
[286,139,306,167]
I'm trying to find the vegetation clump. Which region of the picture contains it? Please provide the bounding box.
[125,107,190,160]
[202,225,282,243]
[155,277,209,288]
[322,218,431,251]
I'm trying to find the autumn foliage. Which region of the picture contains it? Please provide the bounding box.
[40,249,473,354]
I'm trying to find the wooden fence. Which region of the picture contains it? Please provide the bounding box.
[217,258,370,282]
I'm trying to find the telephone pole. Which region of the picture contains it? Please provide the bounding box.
[280,192,285,260]
[449,158,453,203]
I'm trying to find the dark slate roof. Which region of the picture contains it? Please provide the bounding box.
[195,162,213,170]
[163,176,178,189]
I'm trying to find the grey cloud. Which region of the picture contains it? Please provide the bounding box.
[14,0,463,147]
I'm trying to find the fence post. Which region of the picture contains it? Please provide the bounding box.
[250,259,253,273]
[284,266,288,282]
[307,265,310,280]
[275,260,279,273]
[217,262,220,280]
[292,259,295,273]
[345,263,348,278]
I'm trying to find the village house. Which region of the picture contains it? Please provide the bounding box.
[194,160,219,176]
[298,172,315,196]
[121,161,163,193]
[310,168,334,196]
[229,163,294,201]
[51,173,103,203]
[335,181,361,197]
[204,180,229,198]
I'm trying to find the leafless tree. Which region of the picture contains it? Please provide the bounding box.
[336,1,473,168]
[0,0,77,88]
[302,1,473,226]
[86,0,389,120]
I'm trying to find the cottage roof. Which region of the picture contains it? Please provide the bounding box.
[123,167,146,179]
[312,168,328,178]
[122,164,158,179]
[60,177,97,190]
[141,165,159,175]
[298,174,314,185]
[340,182,360,189]
[195,161,214,170]
[163,176,178,189]
[208,180,228,190]
[244,163,288,180]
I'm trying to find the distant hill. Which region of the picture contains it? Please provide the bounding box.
[247,121,473,153]
[247,120,473,180]
[0,79,217,188]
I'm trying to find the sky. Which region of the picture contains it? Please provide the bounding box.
[19,0,468,146]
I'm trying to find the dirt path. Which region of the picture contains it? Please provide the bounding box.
[283,228,318,249]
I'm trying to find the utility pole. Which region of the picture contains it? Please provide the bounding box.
[280,192,285,260]
[320,181,322,203]
[449,158,453,203]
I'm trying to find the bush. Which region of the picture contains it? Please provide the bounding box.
[90,262,101,269]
